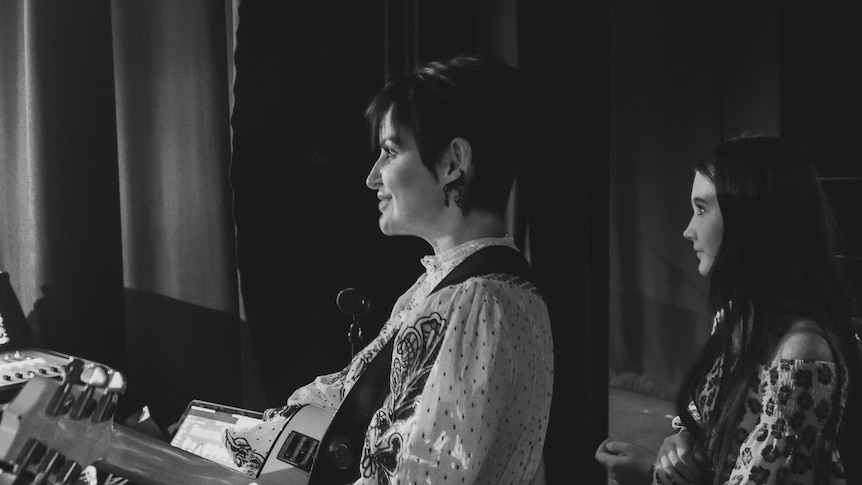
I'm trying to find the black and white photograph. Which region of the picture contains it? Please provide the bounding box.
[0,2,860,485]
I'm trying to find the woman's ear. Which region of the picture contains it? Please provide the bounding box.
[440,137,472,183]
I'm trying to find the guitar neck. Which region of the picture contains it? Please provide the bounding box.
[95,425,274,485]
[1,373,326,485]
[0,376,279,485]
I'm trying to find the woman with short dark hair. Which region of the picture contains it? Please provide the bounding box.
[226,52,553,485]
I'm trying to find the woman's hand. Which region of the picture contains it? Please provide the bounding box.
[595,438,656,485]
[653,432,701,485]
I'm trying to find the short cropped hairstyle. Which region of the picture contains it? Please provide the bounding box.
[365,52,526,215]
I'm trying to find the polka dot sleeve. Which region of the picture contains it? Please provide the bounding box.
[356,275,554,485]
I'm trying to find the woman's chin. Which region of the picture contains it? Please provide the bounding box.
[378,219,400,236]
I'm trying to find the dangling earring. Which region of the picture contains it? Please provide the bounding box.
[443,169,466,209]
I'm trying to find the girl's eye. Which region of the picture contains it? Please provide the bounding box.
[382,147,395,157]
[695,205,705,215]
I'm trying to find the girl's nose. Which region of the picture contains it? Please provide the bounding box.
[682,217,696,241]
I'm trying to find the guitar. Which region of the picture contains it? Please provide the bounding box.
[0,359,337,485]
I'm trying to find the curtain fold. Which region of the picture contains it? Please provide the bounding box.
[0,0,127,372]
[111,0,246,430]
[608,1,782,402]
[0,0,246,432]
[229,0,395,408]
[608,1,721,401]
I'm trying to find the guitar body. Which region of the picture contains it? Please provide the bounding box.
[256,404,333,483]
[0,370,333,485]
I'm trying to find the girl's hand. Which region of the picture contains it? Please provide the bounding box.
[653,432,701,485]
[595,438,656,485]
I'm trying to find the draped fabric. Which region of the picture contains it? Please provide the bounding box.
[608,1,781,401]
[609,2,723,403]
[229,0,396,413]
[0,0,247,431]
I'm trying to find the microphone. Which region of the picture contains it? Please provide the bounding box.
[337,288,372,359]
[336,288,372,317]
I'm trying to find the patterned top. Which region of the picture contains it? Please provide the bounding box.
[664,353,848,485]
[225,236,554,484]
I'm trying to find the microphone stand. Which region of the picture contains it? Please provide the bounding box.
[347,314,363,360]
[336,288,371,363]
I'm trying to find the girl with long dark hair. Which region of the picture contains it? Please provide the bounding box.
[597,135,862,484]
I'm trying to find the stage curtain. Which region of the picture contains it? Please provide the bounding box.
[0,0,247,431]
[228,0,398,409]
[608,1,783,405]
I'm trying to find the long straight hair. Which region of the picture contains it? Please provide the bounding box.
[675,136,862,483]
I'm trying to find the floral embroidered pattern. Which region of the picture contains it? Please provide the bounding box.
[360,312,446,483]
[669,356,848,485]
[223,430,266,477]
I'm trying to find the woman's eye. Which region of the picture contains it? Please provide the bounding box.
[695,205,705,215]
[382,147,395,157]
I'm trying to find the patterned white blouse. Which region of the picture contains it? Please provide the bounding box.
[225,236,554,484]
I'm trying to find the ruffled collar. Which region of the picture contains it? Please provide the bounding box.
[420,236,517,279]
[390,235,518,324]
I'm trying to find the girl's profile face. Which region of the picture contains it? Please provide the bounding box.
[683,171,723,277]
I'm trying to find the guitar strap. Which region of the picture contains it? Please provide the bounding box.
[308,245,537,485]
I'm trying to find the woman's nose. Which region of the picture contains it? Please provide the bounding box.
[366,157,382,190]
